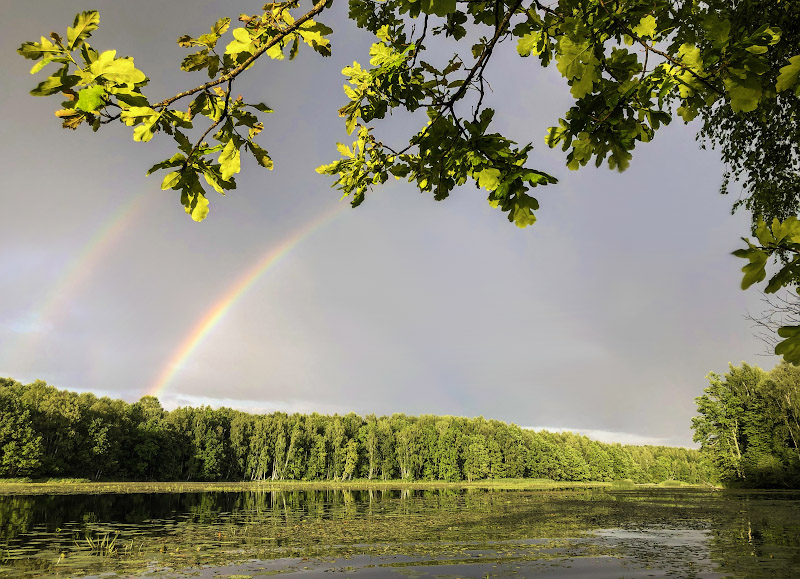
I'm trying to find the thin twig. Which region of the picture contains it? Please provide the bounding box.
[184,79,235,168]
[153,0,330,110]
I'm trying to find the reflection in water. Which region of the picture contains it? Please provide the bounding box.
[0,488,798,577]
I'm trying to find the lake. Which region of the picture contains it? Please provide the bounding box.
[0,486,798,577]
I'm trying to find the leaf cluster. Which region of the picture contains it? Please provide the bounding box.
[20,1,800,227]
[735,217,800,363]
[17,3,334,221]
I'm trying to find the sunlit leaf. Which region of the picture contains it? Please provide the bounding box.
[219,139,241,181]
[67,11,100,50]
[75,85,106,112]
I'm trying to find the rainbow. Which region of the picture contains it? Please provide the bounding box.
[4,193,149,371]
[147,203,346,398]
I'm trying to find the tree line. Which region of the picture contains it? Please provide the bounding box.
[693,362,800,488]
[0,377,710,484]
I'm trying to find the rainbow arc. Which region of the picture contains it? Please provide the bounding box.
[147,204,344,398]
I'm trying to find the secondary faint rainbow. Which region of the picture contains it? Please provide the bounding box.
[148,203,346,398]
[6,193,148,368]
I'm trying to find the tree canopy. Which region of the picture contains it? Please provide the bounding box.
[18,0,800,222]
[693,361,800,487]
[1,377,710,484]
[17,1,800,355]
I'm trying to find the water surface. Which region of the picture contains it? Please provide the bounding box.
[0,487,798,577]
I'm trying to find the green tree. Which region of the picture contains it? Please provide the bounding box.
[342,438,360,480]
[230,412,255,478]
[693,366,759,481]
[358,415,379,480]
[0,380,43,478]
[697,1,800,224]
[763,364,800,458]
[693,362,800,487]
[394,416,421,480]
[462,434,490,482]
[247,414,276,480]
[436,418,462,482]
[0,376,712,484]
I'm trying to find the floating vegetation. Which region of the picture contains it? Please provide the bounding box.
[0,486,797,577]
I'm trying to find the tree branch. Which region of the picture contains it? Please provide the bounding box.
[153,0,330,110]
[595,0,722,95]
[185,80,235,168]
[446,0,524,108]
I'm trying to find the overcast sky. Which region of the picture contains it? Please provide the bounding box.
[0,0,779,447]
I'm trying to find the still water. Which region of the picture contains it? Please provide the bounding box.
[0,487,798,578]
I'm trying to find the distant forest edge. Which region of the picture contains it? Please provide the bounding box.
[1,378,711,485]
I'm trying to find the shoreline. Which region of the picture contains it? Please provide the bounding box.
[0,478,710,495]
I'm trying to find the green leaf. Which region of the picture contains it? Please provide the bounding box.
[121,106,161,142]
[775,326,800,364]
[765,261,800,294]
[517,32,541,57]
[219,139,241,181]
[336,142,354,158]
[723,69,763,113]
[181,50,214,72]
[556,36,597,80]
[608,147,633,172]
[29,57,69,74]
[211,17,231,38]
[298,20,333,57]
[510,193,539,228]
[421,0,457,17]
[737,248,768,289]
[75,85,106,112]
[248,102,273,113]
[755,219,775,245]
[476,168,501,191]
[147,153,185,175]
[202,169,227,194]
[632,15,657,39]
[745,45,768,54]
[773,216,800,243]
[266,44,285,60]
[247,141,274,169]
[701,14,730,49]
[133,122,158,142]
[188,193,210,222]
[110,87,150,108]
[89,50,147,85]
[120,106,158,124]
[161,171,181,190]
[674,44,704,98]
[30,68,77,96]
[570,65,599,98]
[18,37,62,60]
[777,55,800,93]
[67,11,100,50]
[30,76,64,96]
[226,28,253,55]
[233,28,250,43]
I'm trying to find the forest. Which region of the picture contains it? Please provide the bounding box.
[693,362,800,488]
[0,377,711,484]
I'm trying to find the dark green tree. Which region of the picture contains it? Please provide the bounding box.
[0,380,43,478]
[693,362,800,487]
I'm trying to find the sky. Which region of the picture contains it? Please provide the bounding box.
[0,0,780,448]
